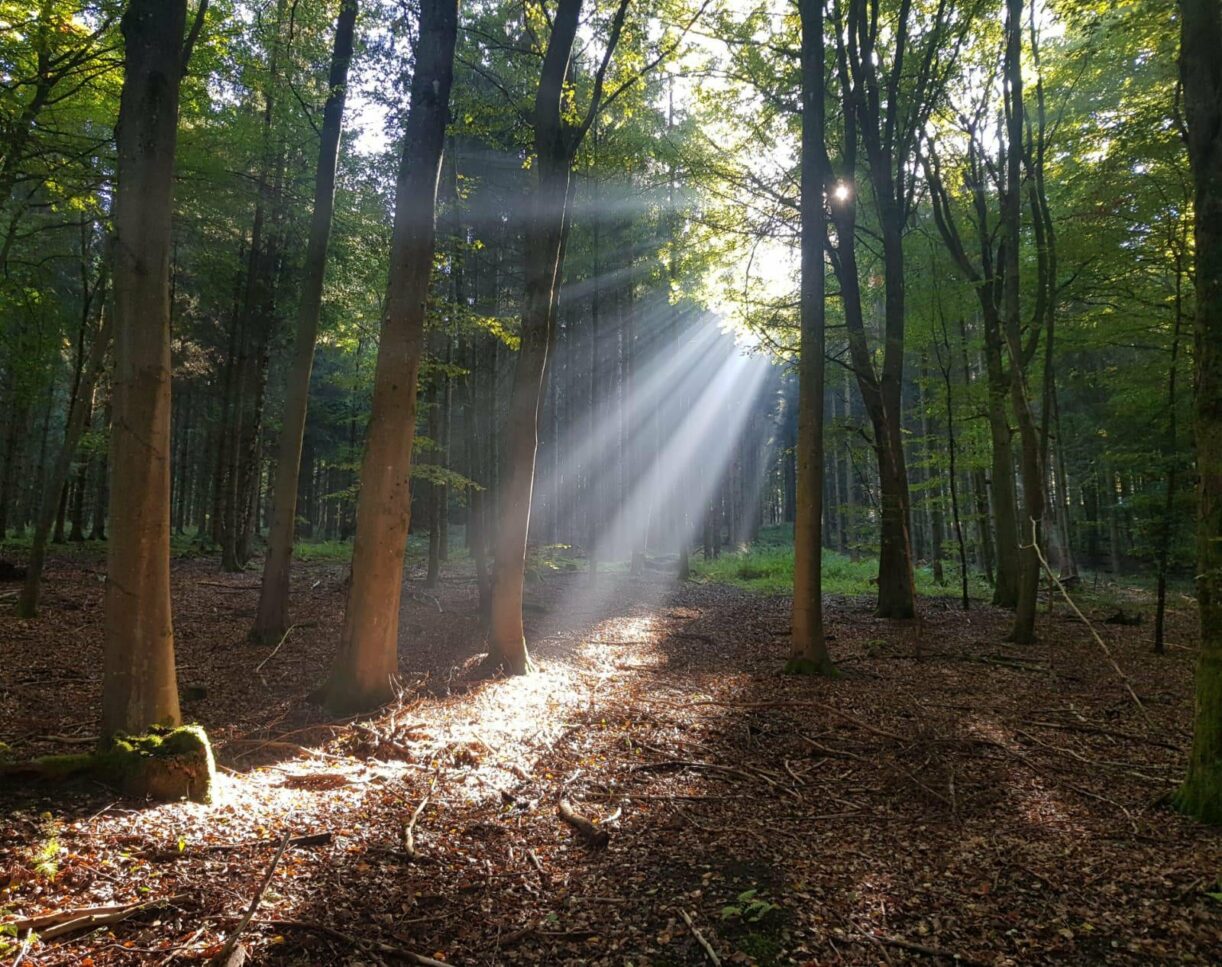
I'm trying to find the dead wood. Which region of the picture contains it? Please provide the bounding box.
[4,893,189,941]
[873,933,987,965]
[558,798,610,848]
[212,831,292,964]
[257,918,452,965]
[1023,719,1180,751]
[682,698,908,742]
[402,795,430,859]
[680,909,722,965]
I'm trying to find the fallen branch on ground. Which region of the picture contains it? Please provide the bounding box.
[1029,529,1146,718]
[1023,719,1179,751]
[255,624,297,674]
[256,918,451,965]
[558,798,610,848]
[4,894,189,941]
[212,830,292,965]
[680,909,721,965]
[402,795,429,860]
[669,698,908,743]
[872,932,986,965]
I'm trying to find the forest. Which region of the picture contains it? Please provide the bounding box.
[0,0,1220,962]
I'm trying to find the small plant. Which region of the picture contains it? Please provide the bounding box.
[720,888,778,923]
[29,812,61,881]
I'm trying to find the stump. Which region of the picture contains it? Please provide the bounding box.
[0,725,217,804]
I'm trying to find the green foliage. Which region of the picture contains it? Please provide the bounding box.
[293,539,355,563]
[692,535,980,599]
[721,887,779,923]
[28,812,61,881]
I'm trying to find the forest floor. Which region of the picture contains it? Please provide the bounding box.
[0,549,1219,966]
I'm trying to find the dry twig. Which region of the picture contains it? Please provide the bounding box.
[212,831,292,964]
[680,909,722,966]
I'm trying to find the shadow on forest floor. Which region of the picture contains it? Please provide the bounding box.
[0,548,1219,965]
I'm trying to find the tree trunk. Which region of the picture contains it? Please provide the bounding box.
[488,0,596,673]
[18,311,112,616]
[101,0,193,738]
[1155,247,1187,653]
[320,0,456,713]
[90,399,110,540]
[788,0,833,675]
[253,0,358,643]
[1001,0,1044,644]
[1176,0,1222,823]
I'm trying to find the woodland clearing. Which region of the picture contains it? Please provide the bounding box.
[1,551,1218,965]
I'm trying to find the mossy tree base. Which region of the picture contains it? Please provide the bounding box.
[315,674,397,716]
[1174,768,1222,825]
[783,656,837,677]
[0,725,216,804]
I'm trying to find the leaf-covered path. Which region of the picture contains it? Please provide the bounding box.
[1,555,1219,964]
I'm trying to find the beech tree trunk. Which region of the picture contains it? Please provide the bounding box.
[101,0,197,737]
[320,0,456,712]
[253,0,358,643]
[1154,247,1186,654]
[1176,0,1222,824]
[788,0,833,675]
[488,0,628,672]
[1002,0,1044,644]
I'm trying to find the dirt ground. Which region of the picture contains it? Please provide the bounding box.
[0,550,1219,965]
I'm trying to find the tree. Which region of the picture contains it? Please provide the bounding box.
[320,0,458,712]
[787,0,833,675]
[254,0,359,644]
[101,0,207,737]
[829,0,973,619]
[1176,0,1222,824]
[487,0,633,673]
[1000,0,1043,644]
[17,301,111,617]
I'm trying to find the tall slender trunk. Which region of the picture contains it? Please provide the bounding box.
[936,315,969,609]
[1175,0,1222,822]
[920,358,946,586]
[18,311,113,616]
[253,0,358,642]
[1154,247,1186,654]
[1002,0,1044,644]
[320,0,456,712]
[789,0,833,675]
[983,317,1020,606]
[102,0,196,738]
[489,0,617,672]
[90,398,110,540]
[489,153,572,671]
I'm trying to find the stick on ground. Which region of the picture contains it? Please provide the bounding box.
[4,894,188,941]
[212,830,292,964]
[558,798,610,848]
[680,909,721,966]
[403,795,430,859]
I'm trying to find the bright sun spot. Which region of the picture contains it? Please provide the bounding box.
[833,182,852,201]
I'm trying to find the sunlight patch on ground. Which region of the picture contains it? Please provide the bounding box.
[578,613,662,668]
[963,716,1081,835]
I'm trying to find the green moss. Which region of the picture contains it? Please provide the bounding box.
[737,928,784,965]
[2,726,216,804]
[783,656,837,677]
[1174,767,1222,825]
[21,753,98,780]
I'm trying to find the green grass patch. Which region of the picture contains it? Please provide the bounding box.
[293,539,355,563]
[690,527,992,598]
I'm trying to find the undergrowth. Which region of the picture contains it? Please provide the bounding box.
[691,526,990,598]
